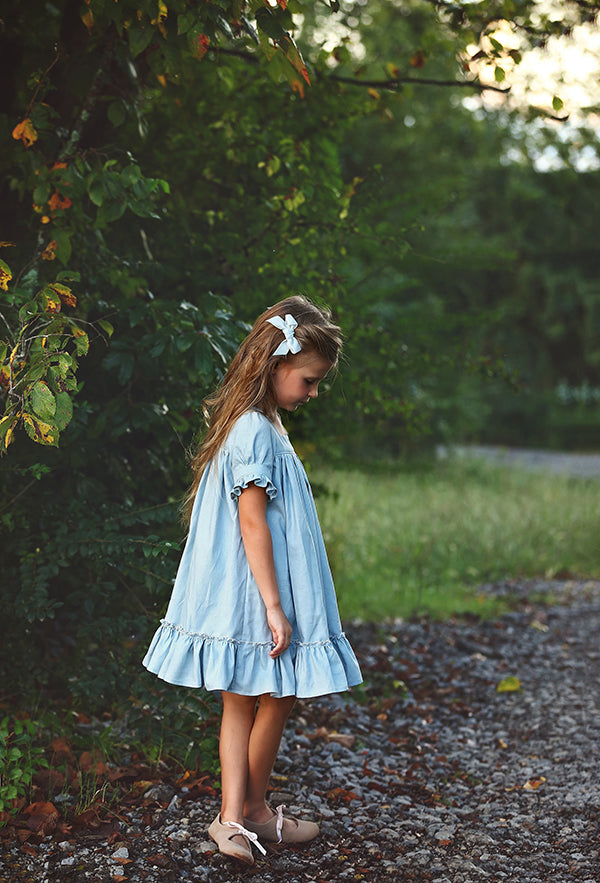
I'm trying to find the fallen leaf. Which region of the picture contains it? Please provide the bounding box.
[310,727,356,748]
[148,853,173,868]
[523,777,546,791]
[497,676,521,693]
[326,787,360,803]
[131,780,156,795]
[33,768,66,792]
[367,780,387,793]
[23,802,59,836]
[79,749,108,776]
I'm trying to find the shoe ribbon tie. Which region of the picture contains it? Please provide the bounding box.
[275,803,286,843]
[225,820,267,855]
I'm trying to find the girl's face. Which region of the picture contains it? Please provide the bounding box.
[272,351,333,412]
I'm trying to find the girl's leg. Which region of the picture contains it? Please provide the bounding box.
[243,694,296,822]
[219,692,257,825]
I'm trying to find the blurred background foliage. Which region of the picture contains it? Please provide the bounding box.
[1,0,600,709]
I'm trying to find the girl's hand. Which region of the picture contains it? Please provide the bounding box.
[267,604,293,658]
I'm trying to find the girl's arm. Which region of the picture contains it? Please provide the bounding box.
[238,483,292,658]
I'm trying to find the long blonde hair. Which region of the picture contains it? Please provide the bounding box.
[182,295,342,523]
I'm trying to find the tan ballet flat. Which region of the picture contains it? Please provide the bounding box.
[208,813,267,865]
[243,804,319,844]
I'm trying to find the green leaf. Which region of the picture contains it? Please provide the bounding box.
[128,21,155,58]
[552,95,564,112]
[177,11,196,36]
[73,330,89,356]
[31,381,57,421]
[53,229,72,265]
[96,201,127,227]
[494,66,506,83]
[121,164,142,187]
[24,358,46,384]
[54,391,73,431]
[98,319,114,338]
[108,101,127,127]
[255,6,288,41]
[88,175,105,207]
[56,270,81,283]
[33,183,51,207]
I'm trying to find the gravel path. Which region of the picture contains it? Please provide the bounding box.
[3,579,599,882]
[438,445,600,480]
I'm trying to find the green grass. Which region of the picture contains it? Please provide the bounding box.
[312,457,600,621]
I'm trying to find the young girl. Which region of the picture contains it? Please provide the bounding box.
[142,295,362,865]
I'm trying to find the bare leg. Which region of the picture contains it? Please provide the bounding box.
[219,692,257,830]
[243,694,296,822]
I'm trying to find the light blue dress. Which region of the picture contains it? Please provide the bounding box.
[142,410,362,698]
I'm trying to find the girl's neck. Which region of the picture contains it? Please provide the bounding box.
[272,412,287,436]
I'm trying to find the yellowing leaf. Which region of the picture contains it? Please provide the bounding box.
[291,78,305,98]
[23,412,57,446]
[410,50,426,68]
[12,118,38,147]
[0,414,18,449]
[81,8,94,34]
[72,327,89,355]
[0,259,12,290]
[4,423,15,448]
[48,191,72,212]
[196,33,210,60]
[42,240,58,261]
[497,676,521,693]
[49,283,77,308]
[42,290,61,314]
[9,342,19,368]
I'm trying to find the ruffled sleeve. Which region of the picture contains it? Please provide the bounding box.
[226,411,278,502]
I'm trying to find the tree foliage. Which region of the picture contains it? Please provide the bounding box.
[1,0,600,704]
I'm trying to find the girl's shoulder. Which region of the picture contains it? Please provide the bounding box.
[223,410,278,450]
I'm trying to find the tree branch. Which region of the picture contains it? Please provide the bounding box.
[328,73,510,95]
[210,46,511,95]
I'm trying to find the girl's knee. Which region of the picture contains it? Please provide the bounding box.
[258,693,296,713]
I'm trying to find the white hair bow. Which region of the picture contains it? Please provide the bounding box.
[267,313,302,357]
